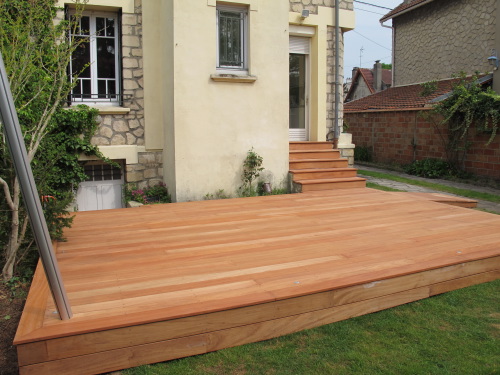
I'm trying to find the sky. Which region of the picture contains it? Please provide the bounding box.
[344,0,403,80]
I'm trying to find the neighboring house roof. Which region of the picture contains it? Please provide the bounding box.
[380,0,434,22]
[344,75,492,112]
[345,67,392,100]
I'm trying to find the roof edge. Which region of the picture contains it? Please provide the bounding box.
[380,0,435,23]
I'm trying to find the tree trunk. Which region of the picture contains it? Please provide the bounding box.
[2,178,21,281]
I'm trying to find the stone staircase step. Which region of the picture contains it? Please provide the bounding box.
[290,168,358,181]
[289,158,349,170]
[296,177,367,192]
[289,141,333,151]
[289,150,341,160]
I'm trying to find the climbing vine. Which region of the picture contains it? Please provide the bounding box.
[424,73,500,172]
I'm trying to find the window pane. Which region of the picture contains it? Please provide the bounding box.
[106,18,115,37]
[96,17,105,37]
[108,80,116,97]
[80,16,90,35]
[96,38,116,79]
[98,80,107,98]
[82,79,91,99]
[72,80,82,98]
[72,38,90,77]
[218,11,243,67]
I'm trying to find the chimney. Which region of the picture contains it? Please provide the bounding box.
[352,67,359,80]
[373,60,382,92]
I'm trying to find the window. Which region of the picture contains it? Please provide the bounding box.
[217,5,247,70]
[69,12,120,105]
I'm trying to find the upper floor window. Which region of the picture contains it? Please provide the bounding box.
[216,5,248,71]
[69,11,120,105]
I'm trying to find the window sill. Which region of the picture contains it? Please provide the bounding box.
[210,74,257,83]
[69,105,131,115]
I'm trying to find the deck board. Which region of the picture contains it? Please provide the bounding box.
[14,189,500,374]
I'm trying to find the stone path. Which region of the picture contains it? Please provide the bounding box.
[356,164,500,214]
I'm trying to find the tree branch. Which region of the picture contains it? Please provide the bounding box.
[0,176,15,211]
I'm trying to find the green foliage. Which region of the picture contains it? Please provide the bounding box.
[124,183,172,205]
[239,148,264,197]
[0,0,101,280]
[381,62,392,69]
[354,145,373,162]
[204,189,231,200]
[426,73,500,172]
[419,80,438,97]
[403,158,453,179]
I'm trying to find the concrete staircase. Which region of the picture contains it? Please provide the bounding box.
[289,141,366,192]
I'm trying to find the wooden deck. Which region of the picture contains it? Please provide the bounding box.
[14,189,500,375]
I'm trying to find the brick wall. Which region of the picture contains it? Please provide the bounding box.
[347,110,500,179]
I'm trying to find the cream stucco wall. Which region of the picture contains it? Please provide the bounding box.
[144,0,290,202]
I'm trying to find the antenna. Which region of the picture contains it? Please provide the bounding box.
[360,46,364,67]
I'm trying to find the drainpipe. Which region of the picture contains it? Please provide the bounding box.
[0,52,72,320]
[333,0,340,148]
[380,20,395,86]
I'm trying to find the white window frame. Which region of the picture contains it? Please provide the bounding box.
[216,4,248,72]
[69,10,121,106]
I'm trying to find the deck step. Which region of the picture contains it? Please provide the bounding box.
[289,158,349,170]
[289,141,333,151]
[289,150,341,160]
[290,168,358,180]
[295,177,367,192]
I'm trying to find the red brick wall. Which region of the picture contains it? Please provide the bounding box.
[346,110,500,179]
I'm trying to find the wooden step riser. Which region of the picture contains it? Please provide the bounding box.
[292,170,358,180]
[289,151,341,160]
[289,142,333,151]
[300,180,366,192]
[289,160,349,170]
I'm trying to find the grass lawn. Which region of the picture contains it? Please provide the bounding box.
[358,170,500,203]
[124,280,499,375]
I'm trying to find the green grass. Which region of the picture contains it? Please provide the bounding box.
[124,280,500,375]
[359,170,500,203]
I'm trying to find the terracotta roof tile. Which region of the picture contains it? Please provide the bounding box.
[359,68,375,94]
[380,0,433,22]
[382,70,392,86]
[344,76,489,112]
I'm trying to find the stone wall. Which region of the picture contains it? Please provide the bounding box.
[393,0,496,86]
[347,110,500,179]
[289,0,353,13]
[125,151,164,189]
[92,0,145,147]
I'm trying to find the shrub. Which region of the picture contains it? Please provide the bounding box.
[404,159,453,179]
[124,183,171,205]
[354,146,373,162]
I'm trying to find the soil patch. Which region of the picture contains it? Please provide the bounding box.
[0,282,27,375]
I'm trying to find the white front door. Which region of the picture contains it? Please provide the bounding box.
[289,36,310,141]
[76,162,124,211]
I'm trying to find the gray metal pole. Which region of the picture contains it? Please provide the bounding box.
[0,52,72,320]
[334,0,340,147]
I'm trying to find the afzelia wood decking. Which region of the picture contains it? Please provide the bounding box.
[14,189,500,375]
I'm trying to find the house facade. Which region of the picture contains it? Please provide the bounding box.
[57,0,355,208]
[381,0,498,87]
[345,61,392,102]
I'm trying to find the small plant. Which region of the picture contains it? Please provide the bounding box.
[204,189,231,200]
[403,158,453,179]
[354,146,373,162]
[239,148,264,197]
[124,182,171,205]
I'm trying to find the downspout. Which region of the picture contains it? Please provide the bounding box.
[380,20,394,86]
[333,0,340,148]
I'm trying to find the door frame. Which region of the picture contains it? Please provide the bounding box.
[289,36,311,141]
